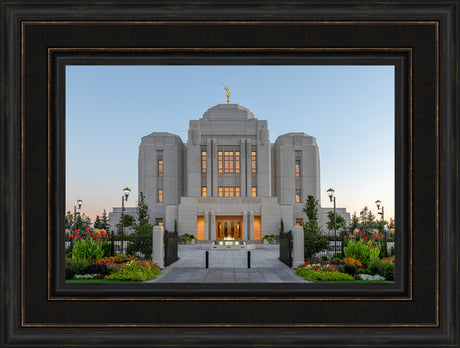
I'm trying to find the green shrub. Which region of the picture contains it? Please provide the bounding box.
[368,259,395,279]
[295,268,354,281]
[71,239,105,262]
[105,260,161,281]
[66,257,91,274]
[343,239,380,266]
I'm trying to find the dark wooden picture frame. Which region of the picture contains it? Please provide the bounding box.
[1,1,458,346]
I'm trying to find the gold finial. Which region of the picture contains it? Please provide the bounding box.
[222,84,231,104]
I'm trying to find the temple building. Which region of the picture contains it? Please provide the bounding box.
[110,103,349,240]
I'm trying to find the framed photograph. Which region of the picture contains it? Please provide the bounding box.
[2,1,458,346]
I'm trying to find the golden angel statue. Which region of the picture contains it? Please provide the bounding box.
[222,84,231,104]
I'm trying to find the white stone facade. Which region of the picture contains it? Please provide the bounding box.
[110,103,349,240]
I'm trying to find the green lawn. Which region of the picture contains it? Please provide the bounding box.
[312,280,394,284]
[66,279,142,283]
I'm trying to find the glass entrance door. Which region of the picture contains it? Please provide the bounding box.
[215,216,243,240]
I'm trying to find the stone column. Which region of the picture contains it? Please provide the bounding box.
[292,226,304,268]
[249,211,254,240]
[210,212,216,240]
[204,211,209,240]
[152,225,165,268]
[242,211,248,240]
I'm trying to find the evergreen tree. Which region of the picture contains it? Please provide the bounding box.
[94,215,102,229]
[101,209,110,232]
[127,192,153,259]
[303,195,328,259]
[349,212,360,232]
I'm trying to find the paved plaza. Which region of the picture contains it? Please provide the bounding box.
[145,244,310,283]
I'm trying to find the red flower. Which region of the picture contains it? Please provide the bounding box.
[100,230,105,236]
[106,235,109,239]
[90,233,94,238]
[363,237,367,240]
[70,234,74,238]
[76,229,80,233]
[98,238,101,243]
[85,227,90,232]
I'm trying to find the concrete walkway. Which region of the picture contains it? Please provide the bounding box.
[145,244,310,283]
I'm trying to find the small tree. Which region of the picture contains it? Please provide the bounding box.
[279,218,284,234]
[326,211,347,234]
[303,195,329,259]
[127,192,153,259]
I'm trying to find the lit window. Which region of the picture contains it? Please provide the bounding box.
[296,219,303,226]
[218,151,223,173]
[224,186,234,197]
[235,187,240,197]
[235,151,240,173]
[202,187,207,197]
[158,189,163,203]
[218,187,223,197]
[155,218,163,226]
[296,189,301,203]
[295,159,300,177]
[224,151,234,173]
[251,151,257,174]
[158,159,163,177]
[252,187,257,197]
[201,151,207,173]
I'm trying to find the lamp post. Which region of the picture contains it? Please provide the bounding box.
[71,199,83,247]
[375,200,387,257]
[120,187,131,254]
[327,188,337,254]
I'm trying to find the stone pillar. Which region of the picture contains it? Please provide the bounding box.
[292,226,304,268]
[242,211,248,240]
[210,212,216,240]
[204,211,209,240]
[249,211,254,240]
[152,225,165,268]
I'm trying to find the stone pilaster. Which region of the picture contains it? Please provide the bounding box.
[210,212,216,240]
[204,211,209,240]
[242,211,248,240]
[206,139,212,196]
[212,139,218,197]
[246,139,252,196]
[240,139,246,196]
[249,211,254,240]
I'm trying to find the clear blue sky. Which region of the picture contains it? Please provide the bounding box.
[66,65,394,223]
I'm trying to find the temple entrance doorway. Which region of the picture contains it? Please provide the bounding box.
[215,216,243,240]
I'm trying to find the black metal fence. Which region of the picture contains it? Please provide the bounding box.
[279,230,293,267]
[164,230,179,267]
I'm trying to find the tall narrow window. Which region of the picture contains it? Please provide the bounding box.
[235,187,240,197]
[251,151,257,174]
[202,187,207,197]
[235,151,240,173]
[218,151,223,173]
[295,159,301,177]
[252,186,257,197]
[158,159,163,177]
[201,151,207,173]
[158,189,163,203]
[224,186,234,197]
[218,186,223,197]
[295,189,301,203]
